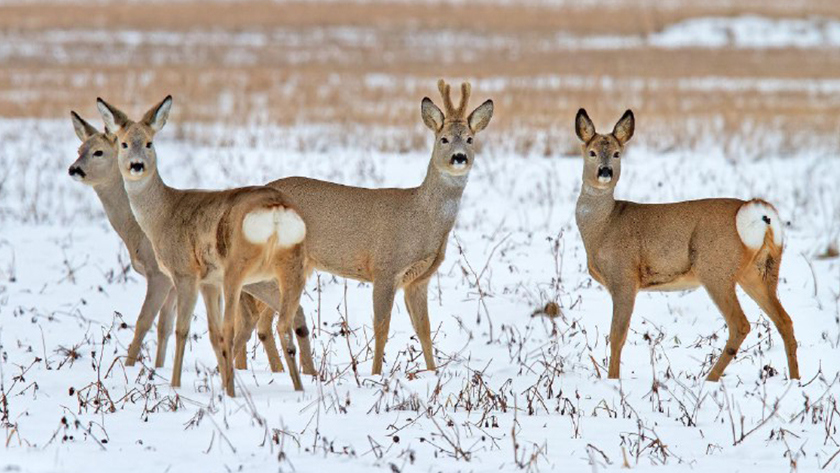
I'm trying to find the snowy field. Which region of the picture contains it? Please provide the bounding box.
[1,117,839,472]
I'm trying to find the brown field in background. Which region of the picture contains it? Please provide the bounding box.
[2,0,840,154]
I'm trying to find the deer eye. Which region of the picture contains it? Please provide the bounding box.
[146,142,153,149]
[589,150,596,157]
[93,150,103,157]
[613,151,620,158]
[121,142,128,149]
[466,137,473,144]
[440,137,449,144]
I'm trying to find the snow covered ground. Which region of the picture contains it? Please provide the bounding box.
[1,118,839,472]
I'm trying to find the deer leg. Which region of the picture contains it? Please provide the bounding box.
[371,278,397,376]
[703,281,751,382]
[125,274,171,366]
[154,288,177,368]
[274,254,307,391]
[739,270,800,380]
[607,286,637,379]
[293,306,317,376]
[234,294,260,370]
[242,282,295,373]
[404,279,436,372]
[222,275,247,397]
[255,308,284,372]
[201,285,230,390]
[171,277,199,388]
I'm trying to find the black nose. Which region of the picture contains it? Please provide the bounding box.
[129,162,145,173]
[68,166,86,178]
[450,153,468,165]
[597,166,613,178]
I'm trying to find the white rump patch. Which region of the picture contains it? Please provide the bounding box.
[735,200,783,250]
[242,207,306,248]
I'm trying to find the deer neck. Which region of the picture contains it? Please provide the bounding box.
[92,175,146,254]
[416,161,468,233]
[121,169,173,239]
[575,182,616,244]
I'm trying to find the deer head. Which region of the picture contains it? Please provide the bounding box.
[96,95,172,183]
[421,79,494,178]
[68,112,119,187]
[575,109,634,191]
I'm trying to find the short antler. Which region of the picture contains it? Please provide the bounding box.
[437,79,471,120]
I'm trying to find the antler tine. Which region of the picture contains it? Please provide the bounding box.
[437,79,455,116]
[456,82,471,118]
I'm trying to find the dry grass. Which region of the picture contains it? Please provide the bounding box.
[2,0,840,153]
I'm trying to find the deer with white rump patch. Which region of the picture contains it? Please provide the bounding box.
[96,96,310,395]
[236,80,493,375]
[67,112,313,376]
[574,109,799,381]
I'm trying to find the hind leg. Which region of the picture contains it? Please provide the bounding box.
[242,282,295,373]
[234,294,259,370]
[702,279,751,382]
[201,285,230,390]
[274,252,307,391]
[293,306,317,376]
[739,270,800,379]
[221,274,249,397]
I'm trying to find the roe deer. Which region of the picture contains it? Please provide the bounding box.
[68,113,315,376]
[573,109,799,381]
[248,79,494,375]
[96,96,309,395]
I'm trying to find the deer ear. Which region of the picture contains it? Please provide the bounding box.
[142,95,172,133]
[612,110,634,145]
[468,99,494,134]
[575,109,596,143]
[70,111,98,142]
[96,98,129,135]
[421,97,444,132]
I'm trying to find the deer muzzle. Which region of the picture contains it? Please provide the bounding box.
[597,166,613,183]
[68,165,86,181]
[450,153,468,169]
[129,161,146,175]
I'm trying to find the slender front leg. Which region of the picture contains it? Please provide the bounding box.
[171,276,199,389]
[371,277,397,376]
[154,288,177,368]
[126,274,172,366]
[607,286,638,379]
[404,279,436,371]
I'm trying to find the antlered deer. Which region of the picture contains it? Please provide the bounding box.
[242,80,494,375]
